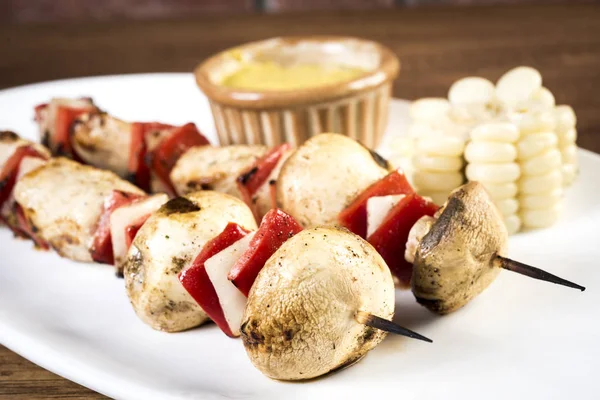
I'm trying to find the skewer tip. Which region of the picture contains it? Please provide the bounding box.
[497,256,586,292]
[355,311,433,343]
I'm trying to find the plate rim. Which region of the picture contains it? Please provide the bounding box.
[0,72,192,95]
[1,72,598,400]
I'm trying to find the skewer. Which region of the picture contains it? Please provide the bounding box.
[497,256,585,291]
[355,310,433,343]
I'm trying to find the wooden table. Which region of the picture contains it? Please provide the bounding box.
[0,3,598,398]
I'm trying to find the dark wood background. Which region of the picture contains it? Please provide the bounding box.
[1,3,599,398]
[1,0,594,23]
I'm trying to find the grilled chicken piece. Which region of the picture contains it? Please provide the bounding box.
[277,133,390,227]
[13,158,143,262]
[0,131,51,223]
[170,145,267,196]
[123,191,257,332]
[71,113,132,177]
[0,131,50,169]
[72,113,176,189]
[36,98,97,152]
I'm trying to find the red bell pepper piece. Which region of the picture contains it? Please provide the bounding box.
[129,123,150,191]
[339,170,414,239]
[148,123,209,196]
[179,222,250,338]
[34,103,48,123]
[90,190,146,265]
[128,122,174,192]
[367,193,438,287]
[124,213,151,249]
[14,204,49,250]
[228,208,303,297]
[0,145,48,211]
[54,105,95,157]
[237,144,291,218]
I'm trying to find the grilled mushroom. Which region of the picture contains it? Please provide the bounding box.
[411,182,585,314]
[276,133,390,227]
[241,226,430,381]
[123,191,257,332]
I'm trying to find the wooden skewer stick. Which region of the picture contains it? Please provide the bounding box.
[496,256,585,291]
[355,311,433,343]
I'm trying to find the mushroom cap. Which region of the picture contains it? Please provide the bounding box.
[412,182,508,314]
[124,191,257,332]
[241,226,394,380]
[276,133,389,228]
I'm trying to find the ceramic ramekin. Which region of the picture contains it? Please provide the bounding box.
[194,36,400,148]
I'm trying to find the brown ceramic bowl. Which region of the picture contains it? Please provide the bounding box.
[194,36,400,148]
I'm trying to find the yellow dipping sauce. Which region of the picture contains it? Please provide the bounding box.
[221,61,366,91]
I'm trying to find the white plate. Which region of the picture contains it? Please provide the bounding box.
[1,74,599,400]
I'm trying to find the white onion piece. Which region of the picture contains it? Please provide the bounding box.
[204,232,255,337]
[110,193,169,270]
[405,215,436,264]
[366,194,405,238]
